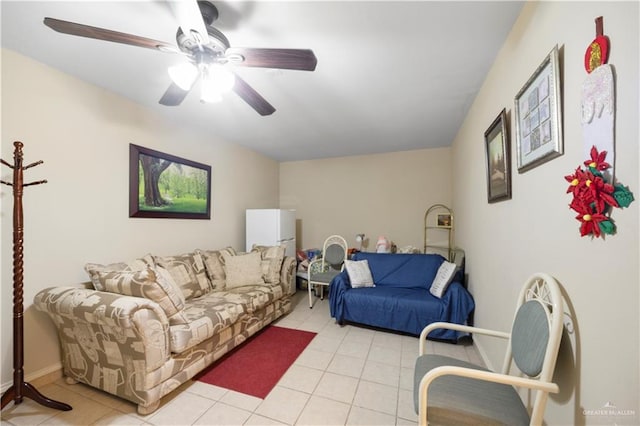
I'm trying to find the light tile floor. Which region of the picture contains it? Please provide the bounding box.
[1,291,483,426]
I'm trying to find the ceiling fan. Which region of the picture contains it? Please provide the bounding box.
[43,1,317,116]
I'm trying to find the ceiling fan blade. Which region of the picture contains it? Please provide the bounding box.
[167,0,209,46]
[159,82,190,106]
[232,74,275,116]
[226,48,317,71]
[43,17,177,52]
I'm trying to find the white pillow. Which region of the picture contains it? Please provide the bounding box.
[345,260,375,288]
[430,261,457,298]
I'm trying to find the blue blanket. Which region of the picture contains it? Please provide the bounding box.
[329,252,475,339]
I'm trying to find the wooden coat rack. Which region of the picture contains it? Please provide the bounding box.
[1,141,71,412]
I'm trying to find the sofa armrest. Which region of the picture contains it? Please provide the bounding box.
[280,256,297,295]
[328,270,352,321]
[34,287,171,373]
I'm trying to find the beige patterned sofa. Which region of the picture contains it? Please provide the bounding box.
[34,246,296,415]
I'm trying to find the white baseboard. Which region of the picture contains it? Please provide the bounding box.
[1,363,63,393]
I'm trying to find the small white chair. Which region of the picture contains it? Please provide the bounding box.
[414,272,564,425]
[307,235,348,308]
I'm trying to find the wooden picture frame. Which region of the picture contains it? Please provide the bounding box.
[484,108,512,203]
[129,144,211,219]
[514,45,563,173]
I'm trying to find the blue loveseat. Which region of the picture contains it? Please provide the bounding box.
[329,252,475,340]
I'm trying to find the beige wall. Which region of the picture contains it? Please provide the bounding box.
[279,148,451,252]
[0,49,280,387]
[452,2,639,424]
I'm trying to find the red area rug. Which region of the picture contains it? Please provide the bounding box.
[194,326,316,399]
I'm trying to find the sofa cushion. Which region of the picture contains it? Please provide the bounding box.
[251,245,286,284]
[352,252,445,289]
[221,251,265,289]
[95,267,188,325]
[430,260,457,298]
[226,284,284,312]
[344,259,375,288]
[341,286,455,336]
[84,254,154,291]
[197,248,235,290]
[168,286,281,352]
[154,252,211,300]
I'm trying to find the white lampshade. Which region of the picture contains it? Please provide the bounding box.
[209,64,236,93]
[200,75,223,103]
[168,62,198,90]
[200,64,235,103]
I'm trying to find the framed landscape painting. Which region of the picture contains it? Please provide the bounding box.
[484,108,511,203]
[129,144,211,219]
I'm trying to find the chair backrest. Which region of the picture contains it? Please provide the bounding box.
[502,273,564,424]
[321,235,348,271]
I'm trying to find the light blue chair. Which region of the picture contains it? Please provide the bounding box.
[307,235,348,308]
[414,272,564,425]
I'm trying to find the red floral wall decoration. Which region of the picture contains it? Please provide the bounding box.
[565,146,633,238]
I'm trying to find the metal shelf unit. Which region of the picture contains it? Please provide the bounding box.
[423,204,454,261]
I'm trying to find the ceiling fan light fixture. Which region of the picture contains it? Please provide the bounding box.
[200,66,222,103]
[199,64,235,103]
[200,80,223,103]
[168,62,198,90]
[209,64,236,93]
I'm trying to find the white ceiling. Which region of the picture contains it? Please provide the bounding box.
[1,1,523,161]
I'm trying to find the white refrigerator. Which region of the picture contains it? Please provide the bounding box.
[245,209,296,257]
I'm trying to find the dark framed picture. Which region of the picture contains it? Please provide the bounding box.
[514,45,563,173]
[437,214,452,228]
[484,108,512,203]
[129,144,211,219]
